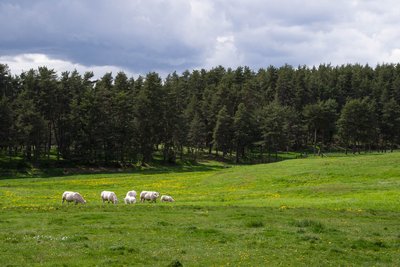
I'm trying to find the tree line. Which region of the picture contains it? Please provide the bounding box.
[1,63,400,164]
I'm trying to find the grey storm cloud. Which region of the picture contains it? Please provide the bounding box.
[1,0,400,76]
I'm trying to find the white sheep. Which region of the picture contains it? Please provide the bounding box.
[124,190,137,204]
[124,196,136,204]
[160,195,175,202]
[125,190,137,198]
[139,190,148,201]
[62,191,86,204]
[101,191,118,204]
[140,191,160,203]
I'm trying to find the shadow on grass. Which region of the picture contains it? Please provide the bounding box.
[2,150,395,180]
[0,157,226,180]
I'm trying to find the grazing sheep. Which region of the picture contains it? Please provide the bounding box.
[160,195,175,202]
[62,191,86,205]
[139,190,148,202]
[140,191,160,203]
[101,191,118,204]
[125,190,137,198]
[124,196,136,204]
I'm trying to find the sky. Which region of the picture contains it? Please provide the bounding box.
[1,0,400,78]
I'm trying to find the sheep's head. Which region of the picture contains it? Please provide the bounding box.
[75,193,86,204]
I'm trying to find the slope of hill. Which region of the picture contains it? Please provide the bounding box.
[0,153,399,266]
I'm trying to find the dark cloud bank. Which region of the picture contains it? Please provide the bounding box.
[1,0,400,76]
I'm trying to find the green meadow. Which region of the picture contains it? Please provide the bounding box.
[0,153,399,266]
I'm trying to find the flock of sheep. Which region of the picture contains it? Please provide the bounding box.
[61,190,175,205]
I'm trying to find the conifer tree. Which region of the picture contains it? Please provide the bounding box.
[134,72,164,163]
[233,103,252,163]
[338,98,377,153]
[213,106,233,157]
[380,98,400,151]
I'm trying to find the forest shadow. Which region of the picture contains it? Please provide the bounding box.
[0,158,227,180]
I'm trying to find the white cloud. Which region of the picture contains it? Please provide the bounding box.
[386,49,400,62]
[0,53,137,79]
[205,35,243,69]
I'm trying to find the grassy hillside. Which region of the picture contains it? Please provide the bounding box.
[0,153,399,266]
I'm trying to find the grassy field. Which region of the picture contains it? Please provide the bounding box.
[0,153,399,266]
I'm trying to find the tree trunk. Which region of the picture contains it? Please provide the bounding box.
[163,145,167,162]
[52,121,61,161]
[33,145,40,162]
[235,144,239,163]
[8,146,12,161]
[319,132,324,156]
[313,128,317,155]
[48,122,52,160]
[26,145,32,161]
